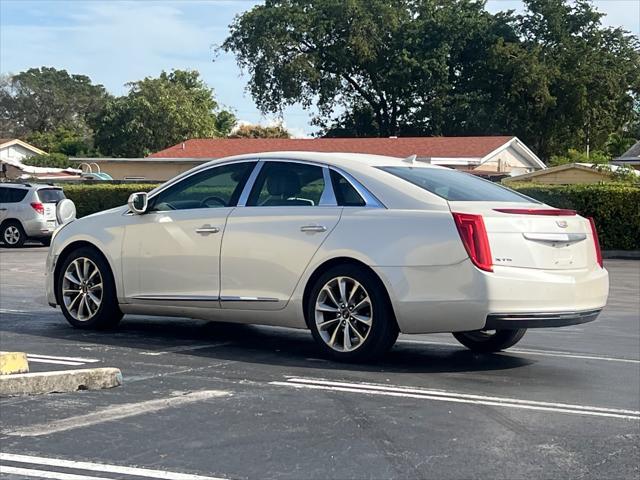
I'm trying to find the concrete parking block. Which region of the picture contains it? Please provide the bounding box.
[0,352,29,375]
[0,367,122,396]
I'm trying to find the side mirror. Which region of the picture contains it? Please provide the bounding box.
[128,192,148,214]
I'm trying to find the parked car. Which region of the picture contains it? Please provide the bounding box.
[0,183,75,248]
[45,152,609,361]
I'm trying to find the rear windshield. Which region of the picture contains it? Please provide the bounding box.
[37,188,66,203]
[379,167,535,202]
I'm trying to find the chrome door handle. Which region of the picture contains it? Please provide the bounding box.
[300,225,327,233]
[195,225,220,235]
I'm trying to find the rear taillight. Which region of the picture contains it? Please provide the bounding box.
[452,212,493,272]
[30,202,44,215]
[494,208,577,216]
[588,217,603,268]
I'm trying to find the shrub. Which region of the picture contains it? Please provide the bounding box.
[510,183,640,250]
[23,153,71,169]
[60,184,158,218]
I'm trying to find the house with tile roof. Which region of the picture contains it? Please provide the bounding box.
[73,136,545,181]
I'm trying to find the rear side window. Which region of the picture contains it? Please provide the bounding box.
[379,167,535,202]
[37,188,65,203]
[330,170,365,207]
[1,187,29,203]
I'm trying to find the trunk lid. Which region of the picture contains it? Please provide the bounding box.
[449,201,597,270]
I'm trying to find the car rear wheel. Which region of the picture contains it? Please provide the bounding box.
[57,247,122,329]
[307,265,398,362]
[452,328,526,353]
[1,221,26,248]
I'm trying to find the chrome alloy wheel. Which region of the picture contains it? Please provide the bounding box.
[62,257,103,321]
[315,276,373,352]
[3,226,20,245]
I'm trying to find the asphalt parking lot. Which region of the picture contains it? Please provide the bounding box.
[0,247,638,479]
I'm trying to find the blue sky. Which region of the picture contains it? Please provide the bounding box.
[1,0,639,137]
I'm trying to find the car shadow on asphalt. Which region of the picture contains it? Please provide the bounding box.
[2,314,533,374]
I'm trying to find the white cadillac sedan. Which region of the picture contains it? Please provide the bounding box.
[46,152,609,361]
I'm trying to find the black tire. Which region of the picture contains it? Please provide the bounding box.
[40,237,51,247]
[57,246,123,329]
[1,221,26,248]
[306,264,398,362]
[452,328,527,353]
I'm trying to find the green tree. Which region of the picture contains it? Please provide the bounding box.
[21,153,71,169]
[548,148,610,167]
[94,70,236,157]
[26,126,96,156]
[223,0,510,138]
[229,123,291,138]
[479,0,640,159]
[223,0,639,160]
[0,67,110,139]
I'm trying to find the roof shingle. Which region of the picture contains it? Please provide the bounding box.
[148,136,514,159]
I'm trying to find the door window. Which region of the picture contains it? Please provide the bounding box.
[247,162,326,207]
[150,162,256,211]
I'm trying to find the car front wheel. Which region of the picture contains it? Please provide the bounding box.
[57,247,122,329]
[307,265,398,362]
[452,328,526,353]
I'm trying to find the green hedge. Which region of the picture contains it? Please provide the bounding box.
[59,182,639,251]
[61,184,159,218]
[509,183,640,250]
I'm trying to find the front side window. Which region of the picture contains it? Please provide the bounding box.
[247,162,326,207]
[379,166,536,202]
[151,162,256,211]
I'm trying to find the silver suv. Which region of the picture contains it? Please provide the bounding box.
[0,183,68,247]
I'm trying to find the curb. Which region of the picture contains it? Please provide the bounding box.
[0,368,122,396]
[0,352,29,375]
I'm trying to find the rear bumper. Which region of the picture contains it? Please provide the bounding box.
[374,260,609,334]
[23,217,56,238]
[485,308,602,329]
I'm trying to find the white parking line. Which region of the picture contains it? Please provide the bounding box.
[0,465,107,480]
[272,377,640,421]
[25,354,100,367]
[27,354,101,363]
[398,339,640,364]
[139,342,231,356]
[6,390,232,437]
[0,453,226,479]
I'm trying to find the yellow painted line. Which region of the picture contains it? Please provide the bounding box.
[0,352,29,375]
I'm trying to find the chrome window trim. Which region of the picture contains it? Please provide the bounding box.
[127,156,385,211]
[320,167,338,206]
[237,161,264,207]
